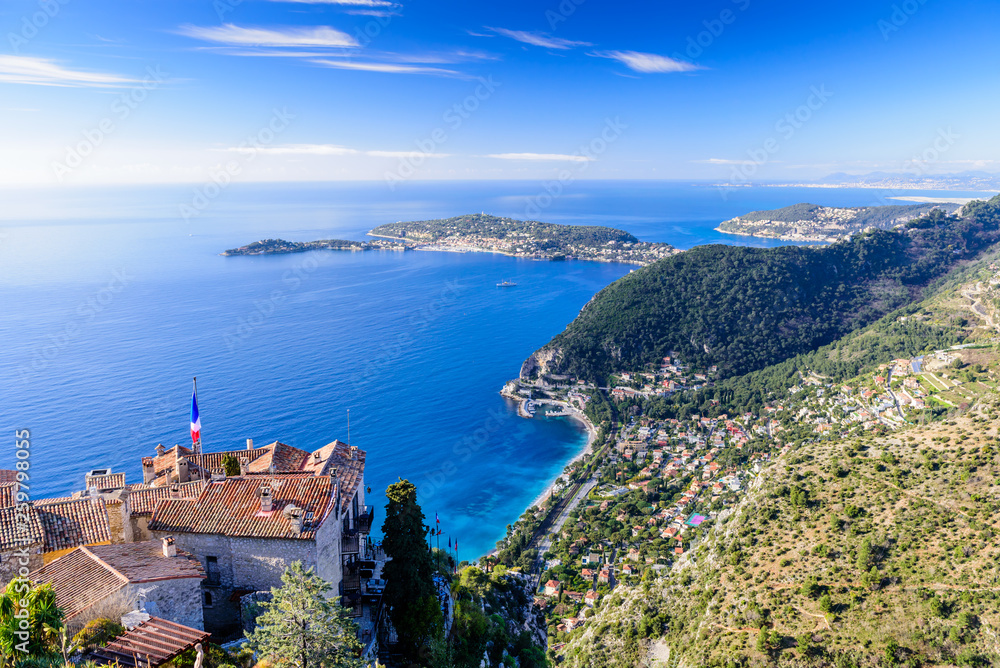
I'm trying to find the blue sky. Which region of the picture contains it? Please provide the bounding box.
[1,0,998,185]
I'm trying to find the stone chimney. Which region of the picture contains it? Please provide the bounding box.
[162,536,176,558]
[155,443,165,456]
[142,457,155,484]
[246,438,254,450]
[176,457,190,483]
[169,483,182,499]
[239,457,249,476]
[260,486,273,513]
[312,451,322,464]
[350,446,358,461]
[287,506,304,534]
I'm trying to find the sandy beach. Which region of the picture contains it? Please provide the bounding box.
[525,405,598,512]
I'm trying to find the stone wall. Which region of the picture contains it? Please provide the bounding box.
[131,578,204,630]
[0,542,43,586]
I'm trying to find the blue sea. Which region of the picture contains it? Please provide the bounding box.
[1,180,993,558]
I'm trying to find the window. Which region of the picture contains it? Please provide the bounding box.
[206,556,220,585]
[203,591,213,607]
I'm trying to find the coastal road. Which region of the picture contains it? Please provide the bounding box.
[529,478,598,587]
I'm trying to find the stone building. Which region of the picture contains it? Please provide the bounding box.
[147,441,371,636]
[30,539,206,630]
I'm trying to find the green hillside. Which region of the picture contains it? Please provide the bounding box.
[523,197,1000,384]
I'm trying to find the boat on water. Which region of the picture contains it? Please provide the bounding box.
[496,279,517,287]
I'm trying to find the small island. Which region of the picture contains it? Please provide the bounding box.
[368,213,677,265]
[716,202,961,242]
[221,237,412,256]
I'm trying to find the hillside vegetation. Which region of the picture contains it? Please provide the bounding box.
[559,407,1000,668]
[522,197,1000,384]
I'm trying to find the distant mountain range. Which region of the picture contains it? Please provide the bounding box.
[813,170,1000,190]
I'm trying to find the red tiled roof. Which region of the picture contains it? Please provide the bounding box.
[0,471,18,484]
[0,504,44,549]
[128,481,206,515]
[36,498,112,552]
[148,476,336,540]
[0,483,17,510]
[94,617,209,667]
[86,472,127,491]
[322,442,366,514]
[32,542,205,620]
[31,546,126,619]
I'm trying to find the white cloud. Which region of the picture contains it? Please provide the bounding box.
[178,24,358,48]
[220,144,451,158]
[697,158,744,165]
[485,153,593,162]
[226,144,359,155]
[0,55,140,87]
[310,59,461,76]
[487,28,591,50]
[594,51,701,73]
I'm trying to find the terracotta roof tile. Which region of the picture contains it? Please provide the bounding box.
[36,498,112,552]
[85,472,126,491]
[0,483,16,510]
[32,542,205,620]
[148,476,336,540]
[128,481,206,515]
[0,505,43,549]
[30,546,126,619]
[0,471,18,484]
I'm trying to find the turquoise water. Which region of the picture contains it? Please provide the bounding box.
[1,181,992,558]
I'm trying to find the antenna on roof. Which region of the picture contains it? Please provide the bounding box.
[347,409,351,447]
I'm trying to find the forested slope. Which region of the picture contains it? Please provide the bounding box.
[523,196,1000,383]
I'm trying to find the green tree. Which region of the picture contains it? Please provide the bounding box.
[0,580,64,665]
[381,479,442,664]
[222,453,241,477]
[245,561,362,668]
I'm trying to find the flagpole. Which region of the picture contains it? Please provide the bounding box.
[193,376,202,481]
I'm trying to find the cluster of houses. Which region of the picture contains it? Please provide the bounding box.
[610,357,718,401]
[2,437,383,663]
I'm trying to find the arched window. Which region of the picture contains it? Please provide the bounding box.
[203,591,213,607]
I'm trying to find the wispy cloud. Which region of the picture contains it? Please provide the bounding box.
[177,24,358,48]
[593,50,701,73]
[0,55,140,88]
[221,143,451,158]
[697,158,744,165]
[487,28,591,50]
[310,58,461,76]
[485,153,593,162]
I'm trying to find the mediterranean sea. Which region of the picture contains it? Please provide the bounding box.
[1,180,993,558]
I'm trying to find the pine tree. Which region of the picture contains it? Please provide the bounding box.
[381,479,442,663]
[222,453,241,477]
[245,561,362,668]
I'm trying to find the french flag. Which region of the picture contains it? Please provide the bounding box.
[190,388,201,444]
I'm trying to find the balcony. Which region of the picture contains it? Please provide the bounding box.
[356,506,374,534]
[341,533,360,554]
[341,562,361,594]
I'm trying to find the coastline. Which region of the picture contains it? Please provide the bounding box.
[525,408,597,512]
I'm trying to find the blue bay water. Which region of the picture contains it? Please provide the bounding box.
[1,180,993,558]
